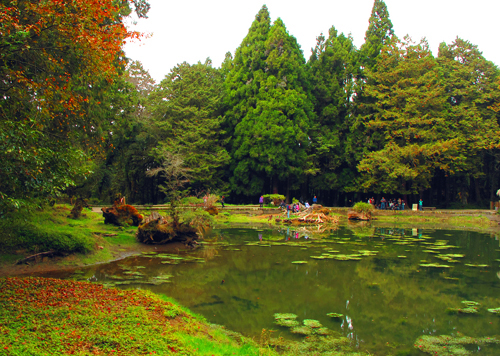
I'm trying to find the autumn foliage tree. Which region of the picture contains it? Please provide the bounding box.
[0,0,148,211]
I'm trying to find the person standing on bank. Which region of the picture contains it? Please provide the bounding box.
[259,195,264,208]
[313,195,317,204]
[419,199,423,211]
[221,196,225,208]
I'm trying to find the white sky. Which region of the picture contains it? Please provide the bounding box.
[124,0,500,83]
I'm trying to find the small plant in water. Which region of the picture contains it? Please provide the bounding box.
[487,307,500,314]
[326,312,343,319]
[414,334,499,356]
[303,319,322,328]
[274,313,298,320]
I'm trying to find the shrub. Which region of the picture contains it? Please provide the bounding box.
[263,194,285,206]
[352,202,374,214]
[0,221,93,253]
[181,196,203,206]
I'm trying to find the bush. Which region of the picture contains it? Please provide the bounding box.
[0,221,94,253]
[180,196,203,206]
[181,209,214,233]
[352,202,375,214]
[263,194,285,206]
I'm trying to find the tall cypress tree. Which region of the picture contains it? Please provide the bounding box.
[358,37,453,194]
[223,5,271,132]
[226,13,314,198]
[360,0,394,71]
[437,38,500,204]
[307,27,360,196]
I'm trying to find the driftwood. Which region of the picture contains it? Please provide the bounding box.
[277,208,339,226]
[16,250,59,265]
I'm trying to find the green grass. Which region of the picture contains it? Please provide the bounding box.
[0,205,141,266]
[374,213,496,229]
[0,277,269,356]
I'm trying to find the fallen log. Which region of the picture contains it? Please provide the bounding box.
[16,250,59,265]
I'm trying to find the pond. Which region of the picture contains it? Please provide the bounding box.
[37,225,500,355]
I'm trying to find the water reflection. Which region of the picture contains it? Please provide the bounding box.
[35,226,500,356]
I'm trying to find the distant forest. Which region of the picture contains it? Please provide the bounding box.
[2,0,500,211]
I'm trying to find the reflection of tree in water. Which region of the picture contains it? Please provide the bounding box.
[200,244,219,260]
[347,221,376,238]
[353,256,499,353]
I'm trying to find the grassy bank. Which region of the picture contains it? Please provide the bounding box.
[371,211,499,231]
[0,205,141,271]
[0,277,269,356]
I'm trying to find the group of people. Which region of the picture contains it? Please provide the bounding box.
[369,197,406,210]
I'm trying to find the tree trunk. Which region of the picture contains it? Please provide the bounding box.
[286,177,290,204]
[272,176,279,194]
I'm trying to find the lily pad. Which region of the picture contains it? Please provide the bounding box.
[326,312,343,319]
[461,301,481,307]
[314,327,330,335]
[310,256,328,260]
[161,260,180,264]
[333,254,362,261]
[274,319,300,327]
[303,319,322,328]
[291,261,308,264]
[291,326,313,335]
[487,308,500,314]
[446,307,479,314]
[464,264,489,268]
[419,263,451,268]
[397,256,407,258]
[274,313,298,320]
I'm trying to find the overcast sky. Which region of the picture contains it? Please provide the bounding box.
[124,0,499,83]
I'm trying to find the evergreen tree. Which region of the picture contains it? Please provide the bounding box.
[223,5,271,132]
[228,16,314,198]
[150,59,229,192]
[307,27,360,195]
[359,0,394,71]
[358,36,451,194]
[437,38,500,204]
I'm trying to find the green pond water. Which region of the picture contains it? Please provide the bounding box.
[40,226,500,355]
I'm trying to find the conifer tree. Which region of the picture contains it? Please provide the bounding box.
[437,38,500,203]
[307,27,360,194]
[358,37,451,194]
[223,5,271,131]
[223,7,314,198]
[360,0,394,71]
[150,59,229,191]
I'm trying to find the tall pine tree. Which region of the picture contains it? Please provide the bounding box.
[359,0,394,71]
[358,37,451,194]
[437,38,500,204]
[307,27,360,198]
[224,8,314,199]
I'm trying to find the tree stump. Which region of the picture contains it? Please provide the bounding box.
[101,204,143,226]
[136,213,199,247]
[347,210,371,221]
[68,197,89,219]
